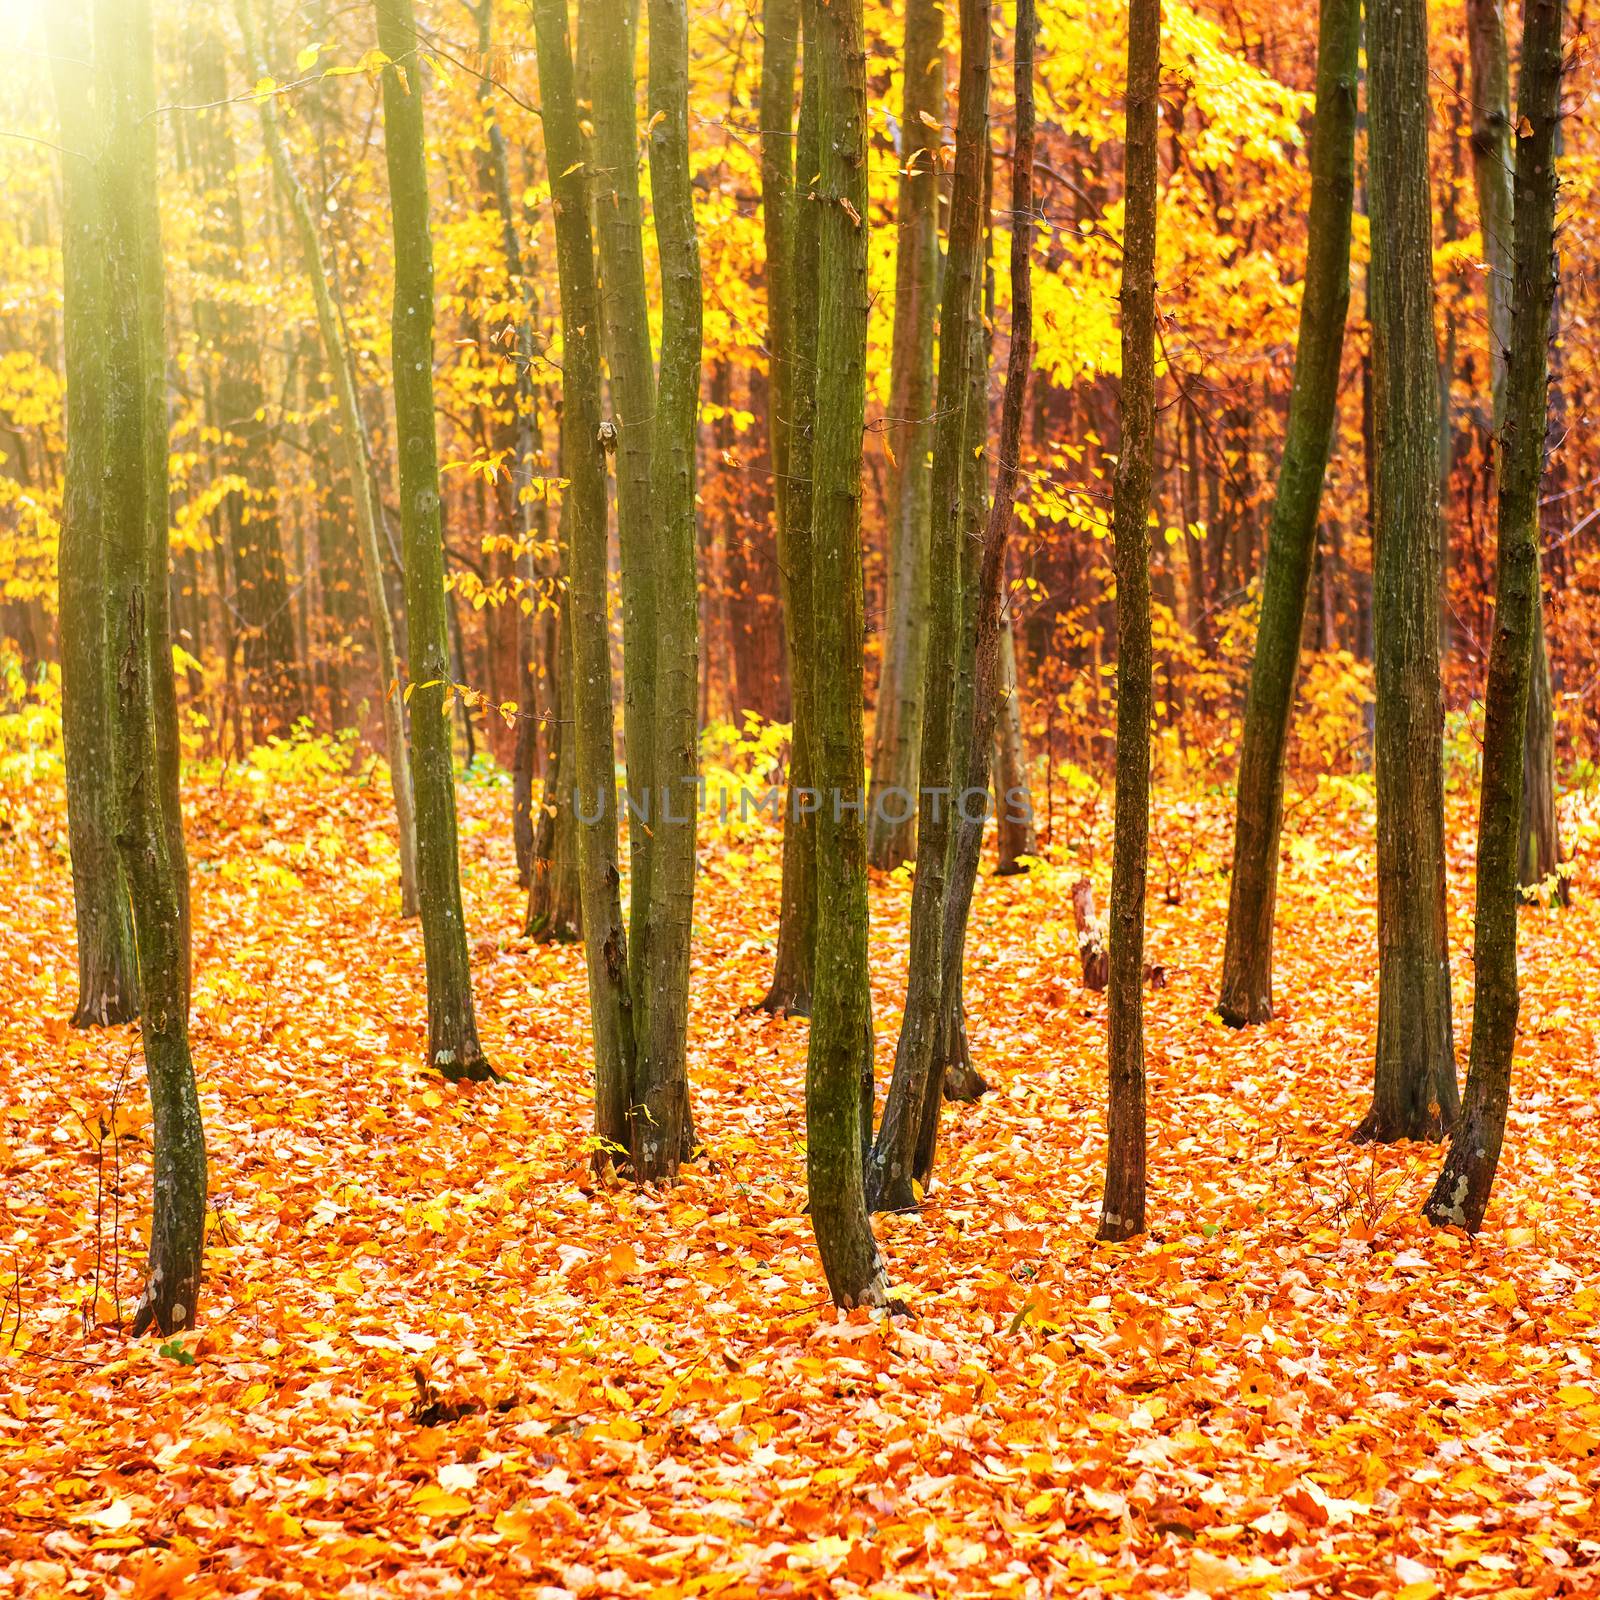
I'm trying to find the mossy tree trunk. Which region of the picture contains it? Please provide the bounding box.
[95,0,208,1335]
[866,0,944,872]
[1465,0,1562,897]
[993,617,1038,875]
[634,0,702,1180]
[761,0,819,1017]
[374,0,492,1079]
[590,0,660,1022]
[1217,0,1359,1026]
[532,0,636,1162]
[1356,0,1459,1144]
[239,0,419,919]
[51,0,140,1028]
[1426,0,1564,1232]
[804,0,887,1309]
[1098,0,1160,1243]
[865,0,990,1216]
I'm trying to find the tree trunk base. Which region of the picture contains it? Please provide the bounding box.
[1350,1102,1452,1144]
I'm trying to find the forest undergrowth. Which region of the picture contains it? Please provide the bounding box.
[2,750,1598,1598]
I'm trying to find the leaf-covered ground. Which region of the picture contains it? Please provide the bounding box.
[3,761,1599,1598]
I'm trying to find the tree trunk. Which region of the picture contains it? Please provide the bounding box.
[374,0,492,1079]
[590,0,660,1020]
[804,0,887,1310]
[532,0,636,1163]
[1355,0,1459,1144]
[1425,0,1563,1231]
[525,568,582,942]
[239,0,420,919]
[865,0,990,1217]
[1465,0,1562,895]
[993,614,1037,873]
[923,0,1038,1151]
[633,0,702,1181]
[1217,0,1359,1026]
[96,0,208,1336]
[760,0,818,1017]
[1098,0,1159,1243]
[51,0,140,1028]
[866,0,944,871]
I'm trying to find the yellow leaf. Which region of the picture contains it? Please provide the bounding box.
[631,1342,662,1366]
[294,43,322,72]
[409,1486,472,1518]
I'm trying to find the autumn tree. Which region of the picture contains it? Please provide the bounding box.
[866,0,990,1217]
[1426,0,1565,1232]
[531,0,636,1163]
[803,0,886,1307]
[185,13,305,739]
[1464,0,1562,897]
[1099,0,1160,1243]
[866,0,943,873]
[1356,0,1459,1143]
[93,0,208,1334]
[374,0,492,1079]
[238,0,420,919]
[51,0,139,1028]
[1217,0,1359,1027]
[759,0,818,1017]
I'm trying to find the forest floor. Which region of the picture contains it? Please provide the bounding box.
[2,751,1599,1599]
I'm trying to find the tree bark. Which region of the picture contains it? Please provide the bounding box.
[1098,0,1160,1243]
[1465,0,1562,895]
[804,0,887,1309]
[993,616,1038,874]
[633,0,702,1181]
[525,532,582,943]
[239,0,420,919]
[51,0,140,1028]
[1425,0,1564,1231]
[96,0,208,1336]
[1217,0,1359,1026]
[589,0,660,1019]
[374,0,492,1079]
[532,0,636,1163]
[865,0,991,1217]
[866,0,944,871]
[760,0,819,1017]
[1355,0,1459,1143]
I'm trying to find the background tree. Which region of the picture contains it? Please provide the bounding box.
[1426,0,1565,1233]
[239,0,420,918]
[1218,0,1359,1026]
[866,0,943,872]
[1099,0,1160,1244]
[374,0,492,1080]
[95,0,207,1334]
[760,0,818,1018]
[804,0,887,1308]
[51,0,139,1028]
[1357,0,1459,1144]
[531,0,636,1164]
[866,0,990,1216]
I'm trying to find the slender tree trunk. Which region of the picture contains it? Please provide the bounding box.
[239,0,420,918]
[1356,0,1459,1143]
[1465,0,1562,894]
[525,565,582,941]
[1217,0,1359,1025]
[96,0,208,1336]
[533,0,636,1162]
[374,0,492,1079]
[760,0,818,1017]
[804,0,887,1309]
[919,0,1038,1160]
[866,0,944,871]
[633,0,702,1181]
[1098,0,1160,1243]
[590,0,660,1019]
[1426,0,1563,1230]
[51,0,140,1028]
[993,615,1037,874]
[865,0,990,1216]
